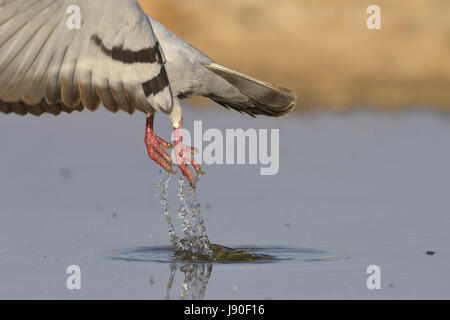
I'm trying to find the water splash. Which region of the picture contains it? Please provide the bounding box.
[154,174,180,251]
[154,173,277,262]
[164,262,213,300]
[155,173,214,261]
[176,175,214,260]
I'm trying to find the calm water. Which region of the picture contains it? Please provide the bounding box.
[1,105,450,299]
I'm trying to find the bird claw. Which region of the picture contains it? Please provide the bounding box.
[145,133,175,174]
[185,145,198,154]
[195,167,206,175]
[166,167,178,175]
[147,136,204,186]
[146,115,205,187]
[175,143,205,187]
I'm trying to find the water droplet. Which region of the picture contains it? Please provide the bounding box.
[154,173,213,261]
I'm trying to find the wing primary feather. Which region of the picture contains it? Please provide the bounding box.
[45,45,67,105]
[0,0,174,117]
[108,30,135,114]
[1,3,60,101]
[92,33,120,113]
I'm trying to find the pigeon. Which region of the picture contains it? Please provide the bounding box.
[0,0,297,186]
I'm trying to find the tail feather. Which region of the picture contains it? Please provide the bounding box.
[204,63,297,117]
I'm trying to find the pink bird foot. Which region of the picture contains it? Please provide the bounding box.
[145,114,176,174]
[173,119,205,187]
[145,115,204,186]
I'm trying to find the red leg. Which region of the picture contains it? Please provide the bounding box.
[145,114,176,174]
[173,118,205,187]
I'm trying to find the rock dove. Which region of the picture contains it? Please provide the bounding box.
[0,0,297,186]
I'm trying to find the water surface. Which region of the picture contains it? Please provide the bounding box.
[1,106,449,299]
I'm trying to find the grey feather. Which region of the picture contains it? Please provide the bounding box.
[0,0,297,119]
[0,0,173,116]
[149,18,297,117]
[204,63,297,117]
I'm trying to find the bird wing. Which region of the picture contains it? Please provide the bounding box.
[0,0,173,116]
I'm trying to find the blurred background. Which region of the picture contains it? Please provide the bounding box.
[140,0,450,112]
[1,0,450,299]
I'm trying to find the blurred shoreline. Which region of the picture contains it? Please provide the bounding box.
[140,0,450,112]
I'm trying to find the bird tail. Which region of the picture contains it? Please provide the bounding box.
[204,63,297,117]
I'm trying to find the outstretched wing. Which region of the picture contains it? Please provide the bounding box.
[0,0,173,116]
